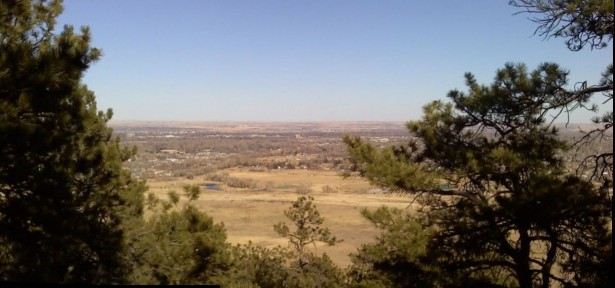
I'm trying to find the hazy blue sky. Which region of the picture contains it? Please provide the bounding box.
[57,0,612,122]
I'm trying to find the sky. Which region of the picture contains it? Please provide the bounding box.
[57,0,613,122]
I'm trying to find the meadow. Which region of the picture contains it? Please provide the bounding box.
[146,168,412,267]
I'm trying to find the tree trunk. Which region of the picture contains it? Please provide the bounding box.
[516,228,533,288]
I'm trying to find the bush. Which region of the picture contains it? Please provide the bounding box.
[296,184,313,195]
[204,172,257,189]
[321,185,337,193]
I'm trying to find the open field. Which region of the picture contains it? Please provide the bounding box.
[146,168,414,268]
[115,121,612,268]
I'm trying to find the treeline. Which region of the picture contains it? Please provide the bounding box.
[122,133,351,158]
[204,172,258,189]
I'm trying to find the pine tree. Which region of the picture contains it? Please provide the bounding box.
[347,207,439,288]
[510,0,613,185]
[271,196,345,288]
[128,185,231,285]
[345,2,612,286]
[345,63,612,287]
[274,196,340,257]
[0,0,143,283]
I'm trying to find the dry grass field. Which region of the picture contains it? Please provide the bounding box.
[146,168,414,268]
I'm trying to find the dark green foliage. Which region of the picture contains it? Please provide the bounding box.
[128,185,231,285]
[564,230,612,288]
[221,243,294,287]
[0,0,143,283]
[218,242,345,288]
[344,63,612,287]
[348,207,516,288]
[285,252,346,288]
[347,207,440,288]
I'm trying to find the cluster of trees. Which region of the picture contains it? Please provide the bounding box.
[1,0,611,286]
[137,189,347,286]
[204,171,258,189]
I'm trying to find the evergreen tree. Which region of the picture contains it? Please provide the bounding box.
[129,185,231,285]
[274,196,340,257]
[510,0,613,185]
[510,5,613,284]
[0,0,143,283]
[344,63,612,287]
[220,242,294,288]
[347,207,440,288]
[218,241,345,288]
[346,2,612,286]
[266,196,345,288]
[209,196,345,288]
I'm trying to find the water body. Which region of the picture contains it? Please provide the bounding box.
[202,183,221,191]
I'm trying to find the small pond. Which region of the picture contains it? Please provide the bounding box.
[201,183,221,191]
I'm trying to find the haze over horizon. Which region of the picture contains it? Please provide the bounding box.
[59,0,612,123]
